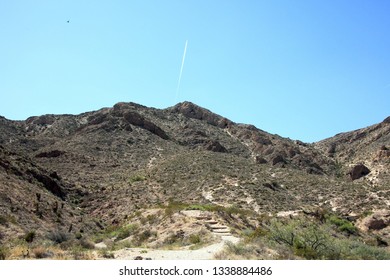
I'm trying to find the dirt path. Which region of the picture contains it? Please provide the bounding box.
[113,235,239,260]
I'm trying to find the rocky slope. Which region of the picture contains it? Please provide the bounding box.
[0,101,389,256]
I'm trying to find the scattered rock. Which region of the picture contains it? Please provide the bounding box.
[348,164,370,180]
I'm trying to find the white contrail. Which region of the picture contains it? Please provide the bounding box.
[175,40,188,102]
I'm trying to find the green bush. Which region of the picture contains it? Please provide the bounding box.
[115,224,138,241]
[327,215,357,235]
[128,175,146,183]
[268,219,337,259]
[189,234,201,244]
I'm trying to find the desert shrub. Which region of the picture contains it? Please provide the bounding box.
[99,249,115,259]
[75,232,83,240]
[266,217,390,260]
[133,230,154,246]
[115,224,138,241]
[268,219,336,259]
[32,247,54,259]
[336,239,390,260]
[71,247,93,260]
[128,175,146,184]
[47,230,70,244]
[0,246,8,260]
[164,233,179,245]
[327,215,357,235]
[24,231,36,243]
[79,238,95,250]
[189,234,201,244]
[242,227,268,241]
[225,241,252,256]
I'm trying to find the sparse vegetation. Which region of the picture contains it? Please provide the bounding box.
[217,215,390,260]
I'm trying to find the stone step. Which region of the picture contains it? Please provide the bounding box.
[205,220,218,225]
[212,228,231,234]
[208,224,228,230]
[195,216,211,220]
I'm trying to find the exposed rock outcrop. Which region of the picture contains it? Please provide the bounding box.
[170,101,233,128]
[348,164,371,181]
[204,140,227,153]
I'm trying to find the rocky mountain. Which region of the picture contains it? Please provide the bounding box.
[0,101,389,259]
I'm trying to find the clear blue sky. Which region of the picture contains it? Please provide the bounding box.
[1,1,389,142]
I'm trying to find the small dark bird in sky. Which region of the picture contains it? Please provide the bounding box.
[67,20,70,23]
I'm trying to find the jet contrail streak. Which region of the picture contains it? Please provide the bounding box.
[175,40,188,101]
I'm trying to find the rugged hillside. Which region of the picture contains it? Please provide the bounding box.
[0,145,96,242]
[0,101,389,259]
[316,116,390,186]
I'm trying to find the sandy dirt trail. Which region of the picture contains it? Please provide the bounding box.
[113,235,239,260]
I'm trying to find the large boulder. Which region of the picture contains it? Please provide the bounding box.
[348,164,370,180]
[364,211,390,231]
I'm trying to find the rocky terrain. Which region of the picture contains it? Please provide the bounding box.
[0,101,389,259]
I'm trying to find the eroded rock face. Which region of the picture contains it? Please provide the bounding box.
[204,140,227,153]
[348,164,370,180]
[122,111,169,140]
